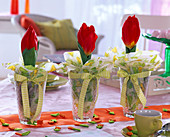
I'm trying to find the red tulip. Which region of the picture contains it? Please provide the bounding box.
[77,23,98,56]
[21,26,38,66]
[122,15,140,49]
[21,25,38,53]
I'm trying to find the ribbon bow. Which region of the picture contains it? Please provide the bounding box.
[117,69,151,108]
[14,71,47,123]
[68,69,110,120]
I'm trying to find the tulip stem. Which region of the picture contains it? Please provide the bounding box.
[78,43,91,65]
[126,45,136,54]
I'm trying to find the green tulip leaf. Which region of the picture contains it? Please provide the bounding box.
[142,33,170,45]
[37,41,39,50]
[78,42,91,65]
[22,47,38,67]
[126,45,136,54]
[25,65,36,70]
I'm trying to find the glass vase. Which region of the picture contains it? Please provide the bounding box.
[120,76,149,118]
[70,77,98,122]
[14,80,46,125]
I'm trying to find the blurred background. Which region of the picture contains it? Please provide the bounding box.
[0,0,170,78]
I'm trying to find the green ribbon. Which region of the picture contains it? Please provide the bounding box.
[117,69,151,108]
[68,70,110,120]
[14,71,47,123]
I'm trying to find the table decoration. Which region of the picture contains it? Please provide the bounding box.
[143,30,170,77]
[4,26,60,125]
[121,126,138,137]
[0,105,169,132]
[104,15,163,118]
[142,31,170,96]
[58,23,110,122]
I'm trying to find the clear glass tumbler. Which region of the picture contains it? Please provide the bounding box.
[120,77,149,118]
[70,77,98,122]
[15,80,46,125]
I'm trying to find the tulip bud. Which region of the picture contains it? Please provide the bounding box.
[122,15,140,53]
[77,23,98,64]
[21,26,39,66]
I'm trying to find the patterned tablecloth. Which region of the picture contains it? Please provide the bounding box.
[0,78,169,137]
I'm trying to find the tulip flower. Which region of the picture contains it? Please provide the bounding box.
[77,23,98,64]
[122,15,140,53]
[21,26,39,66]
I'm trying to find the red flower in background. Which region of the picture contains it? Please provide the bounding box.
[21,25,38,53]
[122,15,140,49]
[77,23,98,56]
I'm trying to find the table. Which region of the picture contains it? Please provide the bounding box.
[0,78,169,137]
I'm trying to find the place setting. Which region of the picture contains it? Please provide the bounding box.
[121,110,170,137]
